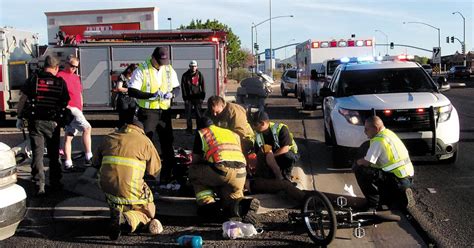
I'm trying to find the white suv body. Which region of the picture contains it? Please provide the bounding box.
[322,60,460,166]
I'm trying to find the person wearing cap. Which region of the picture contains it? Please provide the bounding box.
[128,46,181,183]
[206,95,255,155]
[188,117,260,224]
[181,60,205,134]
[16,55,70,195]
[246,111,305,202]
[93,119,163,240]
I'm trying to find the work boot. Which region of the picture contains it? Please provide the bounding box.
[239,198,260,225]
[148,219,163,235]
[109,208,123,240]
[405,188,416,209]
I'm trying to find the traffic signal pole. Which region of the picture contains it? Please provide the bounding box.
[376,43,432,53]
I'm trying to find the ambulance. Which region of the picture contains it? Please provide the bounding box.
[296,38,374,109]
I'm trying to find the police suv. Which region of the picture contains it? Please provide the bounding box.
[320,56,459,166]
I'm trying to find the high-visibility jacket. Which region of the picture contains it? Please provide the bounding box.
[136,59,174,110]
[198,125,247,164]
[370,128,414,179]
[255,122,298,154]
[96,124,161,205]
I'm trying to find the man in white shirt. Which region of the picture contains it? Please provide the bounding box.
[353,116,415,210]
[128,46,180,183]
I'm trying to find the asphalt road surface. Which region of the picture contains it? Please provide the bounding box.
[1,78,473,247]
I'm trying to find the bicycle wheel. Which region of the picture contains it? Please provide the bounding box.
[302,191,337,246]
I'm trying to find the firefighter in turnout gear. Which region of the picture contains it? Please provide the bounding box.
[189,117,260,224]
[354,116,415,210]
[16,55,70,195]
[128,46,181,184]
[206,95,255,155]
[94,119,163,240]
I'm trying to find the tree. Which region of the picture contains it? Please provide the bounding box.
[413,56,429,65]
[179,19,246,69]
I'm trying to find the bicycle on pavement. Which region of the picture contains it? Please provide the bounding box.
[288,191,401,246]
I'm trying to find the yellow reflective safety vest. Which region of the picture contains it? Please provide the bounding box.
[136,59,173,110]
[370,128,414,179]
[255,122,298,154]
[198,125,246,164]
[99,155,154,205]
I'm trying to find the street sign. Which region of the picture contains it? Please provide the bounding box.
[265,49,275,59]
[432,47,441,64]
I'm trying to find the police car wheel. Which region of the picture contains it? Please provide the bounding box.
[324,122,332,146]
[281,84,288,97]
[439,151,458,164]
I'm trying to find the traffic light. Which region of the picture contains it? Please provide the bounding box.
[390,42,394,49]
[446,36,450,43]
[450,36,454,43]
[254,43,259,50]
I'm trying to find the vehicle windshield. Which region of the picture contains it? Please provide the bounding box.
[327,60,342,75]
[286,70,297,78]
[337,68,437,96]
[422,65,431,69]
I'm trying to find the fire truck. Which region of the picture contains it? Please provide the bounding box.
[0,28,39,120]
[28,29,228,111]
[296,38,374,109]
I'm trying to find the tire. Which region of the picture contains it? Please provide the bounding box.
[439,151,458,164]
[330,125,349,167]
[324,121,332,146]
[281,84,288,97]
[301,95,309,110]
[302,191,337,246]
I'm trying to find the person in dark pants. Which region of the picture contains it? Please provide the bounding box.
[114,64,138,128]
[128,46,181,183]
[181,60,205,134]
[250,111,299,181]
[353,116,415,210]
[16,55,70,195]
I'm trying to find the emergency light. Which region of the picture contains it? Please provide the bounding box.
[311,39,372,48]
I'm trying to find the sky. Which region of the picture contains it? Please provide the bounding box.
[1,0,473,60]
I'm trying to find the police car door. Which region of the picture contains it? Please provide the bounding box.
[323,67,341,129]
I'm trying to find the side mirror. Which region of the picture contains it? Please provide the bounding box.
[319,87,334,97]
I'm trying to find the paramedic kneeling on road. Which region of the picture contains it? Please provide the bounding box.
[251,111,299,181]
[189,117,260,224]
[128,46,181,183]
[354,116,415,210]
[207,95,255,155]
[94,119,163,240]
